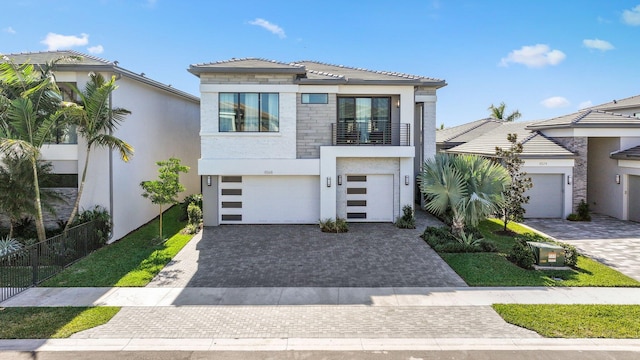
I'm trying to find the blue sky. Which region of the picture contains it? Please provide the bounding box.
[2,0,639,127]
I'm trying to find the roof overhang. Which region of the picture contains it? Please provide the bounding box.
[188,66,306,76]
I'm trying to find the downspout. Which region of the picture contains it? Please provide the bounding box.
[108,72,122,241]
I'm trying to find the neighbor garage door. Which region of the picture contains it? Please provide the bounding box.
[524,174,564,218]
[219,175,320,224]
[629,175,640,222]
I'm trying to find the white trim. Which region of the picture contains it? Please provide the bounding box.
[199,159,319,176]
[541,128,640,137]
[415,95,437,103]
[41,144,79,161]
[200,132,283,137]
[619,160,640,169]
[299,85,339,93]
[200,84,299,93]
[523,159,575,167]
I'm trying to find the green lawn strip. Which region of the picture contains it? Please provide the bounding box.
[436,218,640,287]
[41,205,193,287]
[493,304,640,338]
[0,307,120,339]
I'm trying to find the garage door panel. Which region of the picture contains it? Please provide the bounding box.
[346,174,394,222]
[220,176,319,224]
[629,175,640,222]
[524,174,563,218]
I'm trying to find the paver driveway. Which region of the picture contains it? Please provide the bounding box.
[525,214,640,281]
[149,211,466,288]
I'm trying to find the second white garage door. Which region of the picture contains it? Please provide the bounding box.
[345,174,394,222]
[219,175,320,224]
[524,174,564,218]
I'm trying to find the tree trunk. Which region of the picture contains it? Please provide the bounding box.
[65,147,91,231]
[159,204,163,240]
[31,158,46,242]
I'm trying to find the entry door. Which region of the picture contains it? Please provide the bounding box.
[629,175,640,222]
[346,174,394,222]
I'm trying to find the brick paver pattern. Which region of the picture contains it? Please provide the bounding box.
[72,306,539,339]
[148,211,466,288]
[526,214,640,281]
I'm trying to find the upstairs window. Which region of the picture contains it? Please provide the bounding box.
[301,93,328,104]
[219,93,279,132]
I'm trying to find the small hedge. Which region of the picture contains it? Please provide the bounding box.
[422,226,497,253]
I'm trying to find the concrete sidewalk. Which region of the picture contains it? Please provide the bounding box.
[3,286,640,307]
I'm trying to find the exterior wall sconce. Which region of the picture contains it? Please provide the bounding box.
[396,99,400,108]
[616,174,621,184]
[206,176,212,186]
[567,175,572,185]
[326,177,331,187]
[405,175,410,186]
[337,175,342,186]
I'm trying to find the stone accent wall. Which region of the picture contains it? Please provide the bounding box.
[553,137,587,211]
[200,73,296,84]
[0,188,77,232]
[296,93,336,159]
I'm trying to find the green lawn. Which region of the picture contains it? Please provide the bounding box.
[493,304,640,338]
[41,205,194,287]
[434,218,640,287]
[0,307,120,339]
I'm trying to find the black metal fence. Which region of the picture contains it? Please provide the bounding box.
[0,220,102,303]
[331,122,411,146]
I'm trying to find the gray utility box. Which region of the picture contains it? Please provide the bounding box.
[527,242,565,267]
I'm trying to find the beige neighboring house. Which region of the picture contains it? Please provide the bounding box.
[1,51,201,241]
[438,94,640,221]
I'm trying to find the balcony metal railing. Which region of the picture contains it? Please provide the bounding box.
[331,122,410,146]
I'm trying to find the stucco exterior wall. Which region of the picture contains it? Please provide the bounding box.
[588,137,623,218]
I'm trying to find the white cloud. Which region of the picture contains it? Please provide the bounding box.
[87,45,104,54]
[41,32,89,50]
[541,96,570,108]
[249,18,286,38]
[500,44,566,68]
[622,4,640,26]
[583,38,614,51]
[578,100,593,109]
[3,26,16,34]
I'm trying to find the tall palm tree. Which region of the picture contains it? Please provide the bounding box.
[488,102,522,122]
[64,73,133,231]
[0,58,72,241]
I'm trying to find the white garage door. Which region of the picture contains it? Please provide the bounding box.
[345,174,394,222]
[219,175,320,224]
[524,174,564,218]
[629,175,640,222]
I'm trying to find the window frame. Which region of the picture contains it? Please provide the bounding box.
[301,93,328,104]
[218,92,279,133]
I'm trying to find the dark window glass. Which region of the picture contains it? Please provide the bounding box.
[301,93,328,104]
[219,93,278,132]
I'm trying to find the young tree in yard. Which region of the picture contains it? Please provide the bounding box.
[64,73,133,231]
[140,158,189,240]
[495,133,533,232]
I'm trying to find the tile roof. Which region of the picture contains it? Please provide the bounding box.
[611,145,640,160]
[189,58,446,87]
[593,94,640,111]
[436,118,502,144]
[3,50,199,103]
[446,121,575,158]
[526,109,640,130]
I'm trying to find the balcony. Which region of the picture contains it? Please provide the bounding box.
[331,122,410,146]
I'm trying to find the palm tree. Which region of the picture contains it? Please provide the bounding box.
[0,57,73,241]
[64,73,133,231]
[419,153,510,237]
[488,102,522,122]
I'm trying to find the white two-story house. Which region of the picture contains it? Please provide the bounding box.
[189,58,445,225]
[3,51,201,240]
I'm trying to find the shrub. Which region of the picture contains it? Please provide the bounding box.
[73,206,112,244]
[479,239,498,253]
[508,238,535,269]
[561,243,579,267]
[422,226,496,253]
[422,226,456,242]
[395,205,416,229]
[319,218,348,233]
[577,199,591,221]
[434,242,481,253]
[0,236,23,257]
[182,223,200,235]
[566,213,580,221]
[181,194,203,221]
[14,216,36,240]
[187,203,202,226]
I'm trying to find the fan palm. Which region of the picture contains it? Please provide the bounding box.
[488,102,522,122]
[64,73,133,231]
[419,153,510,236]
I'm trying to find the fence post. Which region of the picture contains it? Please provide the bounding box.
[30,246,38,285]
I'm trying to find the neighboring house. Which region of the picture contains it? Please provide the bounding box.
[189,58,446,225]
[439,95,640,222]
[1,51,201,240]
